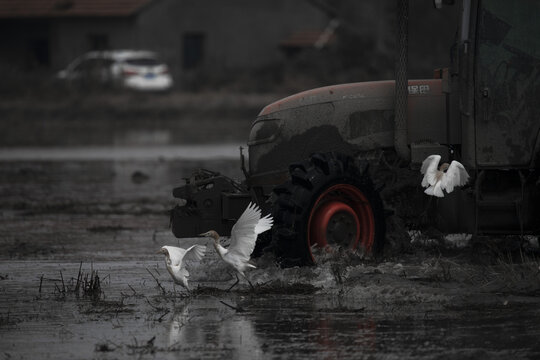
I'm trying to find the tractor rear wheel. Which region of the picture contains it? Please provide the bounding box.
[272,152,385,266]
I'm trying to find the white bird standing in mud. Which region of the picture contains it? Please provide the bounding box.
[158,244,206,291]
[199,202,273,291]
[421,155,469,197]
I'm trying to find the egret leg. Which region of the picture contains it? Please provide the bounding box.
[226,274,240,292]
[239,272,255,291]
[226,270,237,284]
[246,277,255,291]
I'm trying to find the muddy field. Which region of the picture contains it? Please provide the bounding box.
[0,150,540,359]
[0,92,281,147]
[0,148,539,359]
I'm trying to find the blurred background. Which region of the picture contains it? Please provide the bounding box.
[0,0,459,148]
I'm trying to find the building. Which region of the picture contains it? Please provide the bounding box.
[0,0,330,87]
[0,0,460,90]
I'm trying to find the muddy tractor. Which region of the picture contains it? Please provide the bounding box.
[170,0,540,265]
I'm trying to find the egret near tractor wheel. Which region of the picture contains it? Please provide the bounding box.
[272,152,385,266]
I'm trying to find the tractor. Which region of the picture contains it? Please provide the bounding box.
[170,0,540,266]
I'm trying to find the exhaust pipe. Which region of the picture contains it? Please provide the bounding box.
[394,0,410,161]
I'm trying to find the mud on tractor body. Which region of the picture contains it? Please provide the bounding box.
[170,0,540,265]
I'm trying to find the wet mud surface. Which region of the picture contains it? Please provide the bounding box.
[1,154,540,359]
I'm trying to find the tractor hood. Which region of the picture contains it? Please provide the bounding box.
[259,81,396,117]
[249,79,446,187]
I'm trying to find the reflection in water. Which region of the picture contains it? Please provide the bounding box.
[164,296,378,359]
[356,319,377,352]
[246,296,378,359]
[168,304,190,347]
[313,317,377,355]
[167,301,263,359]
[218,318,263,359]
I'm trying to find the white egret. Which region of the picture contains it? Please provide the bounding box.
[421,155,469,197]
[158,244,206,291]
[199,202,273,291]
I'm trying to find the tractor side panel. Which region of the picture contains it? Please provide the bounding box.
[407,79,448,145]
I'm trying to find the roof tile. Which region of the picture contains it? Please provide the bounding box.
[0,0,154,18]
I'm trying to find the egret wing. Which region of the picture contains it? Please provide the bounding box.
[179,244,206,278]
[229,202,262,261]
[420,155,441,187]
[255,213,273,235]
[441,160,469,193]
[183,244,206,262]
[163,246,187,267]
[179,267,189,278]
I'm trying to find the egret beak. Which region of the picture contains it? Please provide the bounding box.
[198,232,207,237]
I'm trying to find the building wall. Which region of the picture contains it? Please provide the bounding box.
[15,0,328,86]
[0,19,51,70]
[136,0,329,81]
[51,18,137,69]
[0,0,459,87]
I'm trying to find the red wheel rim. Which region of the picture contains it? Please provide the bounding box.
[310,201,360,248]
[307,184,375,261]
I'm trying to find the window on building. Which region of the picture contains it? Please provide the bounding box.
[183,32,205,69]
[88,34,109,51]
[29,38,50,66]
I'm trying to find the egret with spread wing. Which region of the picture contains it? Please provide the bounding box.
[199,202,273,291]
[158,244,206,291]
[421,155,469,197]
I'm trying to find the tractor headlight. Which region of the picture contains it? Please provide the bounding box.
[248,119,282,146]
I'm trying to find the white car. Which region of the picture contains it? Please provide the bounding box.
[57,50,173,91]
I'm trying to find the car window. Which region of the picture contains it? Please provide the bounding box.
[74,59,97,71]
[74,58,112,71]
[125,58,160,66]
[73,59,89,72]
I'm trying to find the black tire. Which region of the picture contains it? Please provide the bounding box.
[271,152,385,266]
